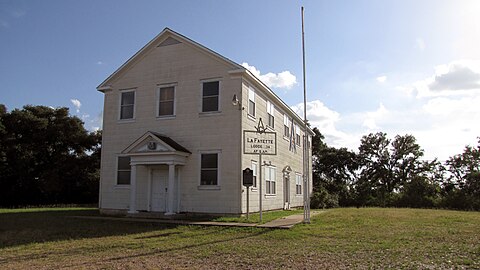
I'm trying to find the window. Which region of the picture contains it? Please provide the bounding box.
[296,173,302,195]
[267,101,274,128]
[283,114,290,137]
[158,86,175,116]
[120,90,135,120]
[295,124,301,146]
[265,166,276,195]
[117,156,131,185]
[200,153,218,185]
[248,87,255,117]
[202,81,219,112]
[251,160,258,188]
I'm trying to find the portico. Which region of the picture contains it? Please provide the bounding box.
[122,131,190,215]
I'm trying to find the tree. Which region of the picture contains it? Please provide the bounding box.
[311,127,358,207]
[445,138,480,210]
[356,133,427,206]
[0,105,101,207]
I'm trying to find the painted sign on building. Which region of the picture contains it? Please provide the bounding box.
[243,131,277,155]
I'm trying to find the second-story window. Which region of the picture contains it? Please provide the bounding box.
[267,100,274,128]
[296,124,301,146]
[202,81,219,112]
[120,90,135,120]
[283,114,290,137]
[248,87,255,117]
[158,86,175,117]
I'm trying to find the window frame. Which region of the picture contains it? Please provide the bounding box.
[295,173,302,195]
[267,100,274,129]
[265,166,276,195]
[119,89,136,121]
[248,86,256,118]
[116,156,131,186]
[198,150,221,188]
[283,114,290,138]
[295,124,301,146]
[251,160,258,189]
[201,79,221,113]
[156,83,176,118]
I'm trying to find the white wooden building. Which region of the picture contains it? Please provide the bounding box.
[97,28,313,215]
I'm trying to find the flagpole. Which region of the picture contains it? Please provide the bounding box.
[301,6,310,223]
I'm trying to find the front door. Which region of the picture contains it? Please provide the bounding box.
[151,169,168,212]
[284,173,290,210]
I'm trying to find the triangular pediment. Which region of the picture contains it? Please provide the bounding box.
[158,36,181,47]
[122,131,190,155]
[97,27,243,91]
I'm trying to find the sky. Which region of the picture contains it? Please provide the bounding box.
[1,0,480,161]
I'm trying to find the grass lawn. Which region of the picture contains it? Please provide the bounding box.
[0,208,478,269]
[211,209,304,224]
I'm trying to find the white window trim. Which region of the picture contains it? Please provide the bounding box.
[295,172,302,195]
[198,149,222,189]
[251,160,258,190]
[199,78,222,115]
[266,100,275,129]
[118,89,136,121]
[295,124,301,146]
[283,113,291,140]
[248,86,256,118]
[115,155,131,187]
[265,165,276,195]
[156,82,177,119]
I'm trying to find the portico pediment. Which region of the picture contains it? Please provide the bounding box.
[122,131,191,155]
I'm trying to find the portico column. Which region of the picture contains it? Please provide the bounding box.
[128,164,137,214]
[165,164,176,215]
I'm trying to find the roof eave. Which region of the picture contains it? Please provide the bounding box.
[230,69,313,134]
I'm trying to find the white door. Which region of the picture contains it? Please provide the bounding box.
[151,169,168,212]
[284,174,290,210]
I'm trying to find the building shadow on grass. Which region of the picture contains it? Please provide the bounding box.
[0,209,179,249]
[62,228,270,269]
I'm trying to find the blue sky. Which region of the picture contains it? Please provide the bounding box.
[1,0,480,160]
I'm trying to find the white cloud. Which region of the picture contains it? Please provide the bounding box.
[96,61,104,65]
[292,96,480,161]
[415,38,426,51]
[362,103,388,130]
[70,99,82,113]
[291,100,358,149]
[241,62,297,89]
[86,110,103,132]
[403,60,480,98]
[376,76,387,83]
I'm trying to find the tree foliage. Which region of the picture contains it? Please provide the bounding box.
[0,105,101,207]
[311,130,480,211]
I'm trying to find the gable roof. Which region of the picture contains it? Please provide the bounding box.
[122,131,191,154]
[97,27,244,91]
[97,27,313,135]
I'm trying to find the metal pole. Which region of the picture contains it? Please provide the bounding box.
[246,186,250,219]
[259,153,263,222]
[301,6,310,223]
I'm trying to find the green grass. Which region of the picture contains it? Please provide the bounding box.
[1,207,479,269]
[211,209,304,224]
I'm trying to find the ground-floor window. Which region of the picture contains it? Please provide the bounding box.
[200,152,219,185]
[296,173,302,195]
[117,156,131,185]
[265,166,276,195]
[251,160,257,188]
